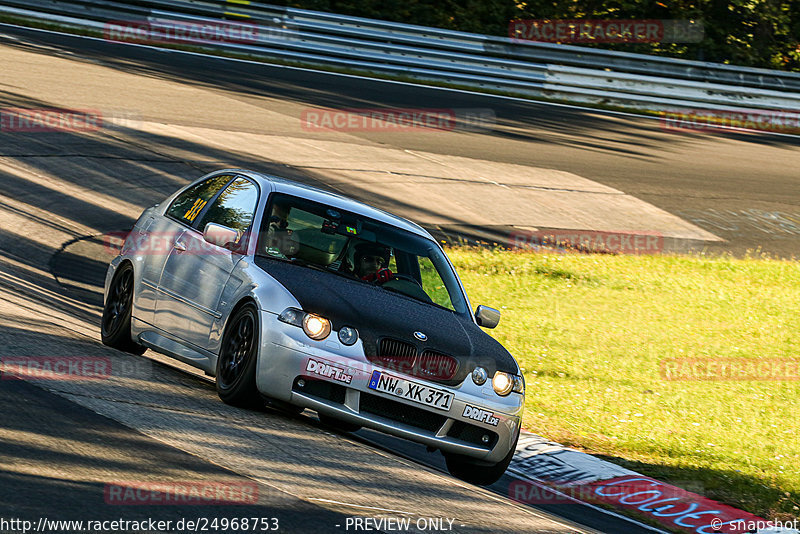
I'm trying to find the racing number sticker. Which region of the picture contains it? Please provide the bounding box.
[184,198,207,222]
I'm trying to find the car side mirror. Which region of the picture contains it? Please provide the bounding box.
[475,305,501,329]
[203,222,240,251]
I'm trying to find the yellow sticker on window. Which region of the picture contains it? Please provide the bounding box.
[184,199,207,222]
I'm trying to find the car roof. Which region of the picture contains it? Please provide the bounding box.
[229,169,433,239]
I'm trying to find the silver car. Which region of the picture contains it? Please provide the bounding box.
[101,169,525,485]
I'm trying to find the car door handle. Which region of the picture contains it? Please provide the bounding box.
[174,241,187,252]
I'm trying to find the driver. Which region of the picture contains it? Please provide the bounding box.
[351,243,393,282]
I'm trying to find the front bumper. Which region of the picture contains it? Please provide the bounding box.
[256,311,523,464]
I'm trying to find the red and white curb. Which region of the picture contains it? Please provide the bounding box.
[509,432,798,534]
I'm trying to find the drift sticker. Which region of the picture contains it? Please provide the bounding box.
[462,404,499,426]
[306,358,353,384]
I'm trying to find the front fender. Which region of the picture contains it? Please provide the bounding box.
[207,258,302,369]
[104,255,124,302]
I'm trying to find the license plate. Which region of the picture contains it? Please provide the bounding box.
[368,371,453,411]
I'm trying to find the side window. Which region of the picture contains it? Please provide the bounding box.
[197,177,259,233]
[262,200,347,264]
[418,256,456,311]
[166,175,232,225]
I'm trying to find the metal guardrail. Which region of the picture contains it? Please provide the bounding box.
[2,0,800,112]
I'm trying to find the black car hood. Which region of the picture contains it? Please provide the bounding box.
[255,257,518,383]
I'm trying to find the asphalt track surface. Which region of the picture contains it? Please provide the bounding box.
[4,25,800,255]
[0,23,796,533]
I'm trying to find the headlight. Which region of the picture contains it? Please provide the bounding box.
[338,326,359,346]
[303,314,331,340]
[278,308,303,327]
[492,371,524,396]
[278,308,331,341]
[492,372,514,396]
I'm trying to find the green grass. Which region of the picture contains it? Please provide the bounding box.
[448,247,800,520]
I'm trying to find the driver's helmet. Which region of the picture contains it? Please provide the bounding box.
[353,243,391,267]
[352,242,391,269]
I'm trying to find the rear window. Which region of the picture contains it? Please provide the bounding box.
[165,175,232,226]
[197,177,259,233]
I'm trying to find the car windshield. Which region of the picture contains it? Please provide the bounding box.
[256,193,468,314]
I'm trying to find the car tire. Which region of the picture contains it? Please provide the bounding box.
[216,303,263,409]
[444,432,519,486]
[318,412,362,433]
[101,263,147,355]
